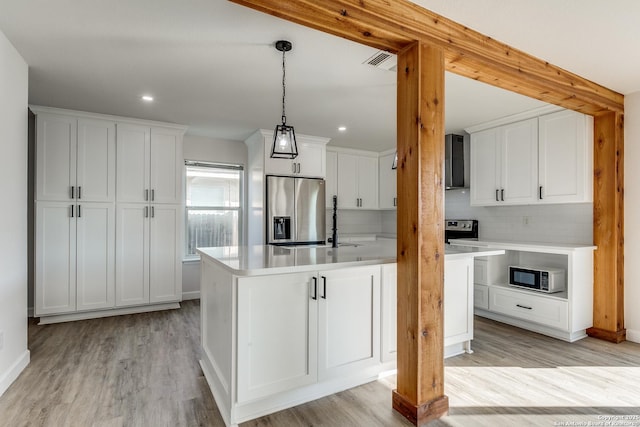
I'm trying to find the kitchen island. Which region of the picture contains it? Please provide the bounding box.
[198,240,503,427]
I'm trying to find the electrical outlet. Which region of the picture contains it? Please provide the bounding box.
[0,331,4,351]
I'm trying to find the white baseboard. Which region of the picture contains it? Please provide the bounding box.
[0,350,30,398]
[37,302,180,325]
[626,328,640,344]
[182,291,200,301]
[28,306,34,318]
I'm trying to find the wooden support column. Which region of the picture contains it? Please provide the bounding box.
[393,40,447,426]
[589,112,625,343]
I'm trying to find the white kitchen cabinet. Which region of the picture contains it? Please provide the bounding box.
[380,258,475,360]
[318,266,380,380]
[381,263,397,362]
[451,239,595,342]
[378,151,397,209]
[35,202,76,315]
[444,258,473,350]
[470,118,538,206]
[337,152,378,209]
[116,124,183,204]
[235,265,379,402]
[36,113,116,202]
[263,135,327,178]
[115,204,149,306]
[538,110,593,204]
[32,106,186,323]
[35,201,115,315]
[325,150,338,208]
[473,284,489,310]
[489,285,569,330]
[237,272,318,403]
[149,204,182,303]
[116,204,182,307]
[75,202,116,311]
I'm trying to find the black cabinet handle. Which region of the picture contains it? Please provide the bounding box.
[78,186,81,199]
[77,205,81,218]
[495,189,499,202]
[311,277,317,300]
[501,189,505,201]
[71,186,75,199]
[321,276,327,299]
[516,304,532,310]
[70,205,74,218]
[539,186,543,200]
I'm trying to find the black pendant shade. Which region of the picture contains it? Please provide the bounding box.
[271,40,298,159]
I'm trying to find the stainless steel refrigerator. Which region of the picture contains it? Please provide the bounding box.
[266,175,326,245]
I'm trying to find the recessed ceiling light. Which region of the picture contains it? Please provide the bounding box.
[338,126,347,132]
[141,95,154,102]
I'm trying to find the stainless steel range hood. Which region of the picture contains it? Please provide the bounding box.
[444,133,469,190]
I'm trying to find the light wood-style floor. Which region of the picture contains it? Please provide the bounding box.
[2,300,640,426]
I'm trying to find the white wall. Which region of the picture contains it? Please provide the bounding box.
[326,209,383,237]
[0,29,29,397]
[624,91,640,343]
[182,134,247,299]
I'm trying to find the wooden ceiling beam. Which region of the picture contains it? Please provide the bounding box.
[230,0,623,115]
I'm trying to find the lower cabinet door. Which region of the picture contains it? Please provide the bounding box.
[318,266,380,380]
[237,272,318,403]
[149,204,181,303]
[474,283,489,310]
[76,202,115,311]
[35,201,77,316]
[444,258,473,347]
[381,263,397,362]
[115,204,150,307]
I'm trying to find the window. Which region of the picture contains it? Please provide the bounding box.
[185,161,243,259]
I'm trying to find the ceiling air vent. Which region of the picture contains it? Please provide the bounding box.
[363,51,397,71]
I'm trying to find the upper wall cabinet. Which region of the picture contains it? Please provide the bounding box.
[116,124,184,204]
[336,151,378,209]
[378,151,397,209]
[36,112,116,203]
[470,118,538,206]
[469,108,593,206]
[256,131,328,178]
[538,110,593,204]
[325,150,338,208]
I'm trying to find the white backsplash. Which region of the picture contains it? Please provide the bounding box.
[326,209,382,236]
[445,189,593,244]
[329,191,592,245]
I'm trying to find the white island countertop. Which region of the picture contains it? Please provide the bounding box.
[197,240,505,276]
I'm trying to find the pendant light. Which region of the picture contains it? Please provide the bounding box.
[271,40,298,159]
[391,151,398,169]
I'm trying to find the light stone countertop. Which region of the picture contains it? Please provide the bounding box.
[197,239,504,276]
[449,238,597,254]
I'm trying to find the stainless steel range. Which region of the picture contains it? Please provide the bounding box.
[444,219,478,244]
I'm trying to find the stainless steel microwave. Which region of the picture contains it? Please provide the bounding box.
[508,266,565,293]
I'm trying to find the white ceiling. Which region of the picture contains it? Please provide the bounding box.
[0,0,633,152]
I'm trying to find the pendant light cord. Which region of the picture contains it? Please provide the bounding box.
[281,48,287,125]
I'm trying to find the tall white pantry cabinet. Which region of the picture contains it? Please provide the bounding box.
[32,106,186,323]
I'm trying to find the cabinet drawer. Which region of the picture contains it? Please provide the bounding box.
[489,287,568,330]
[474,284,489,310]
